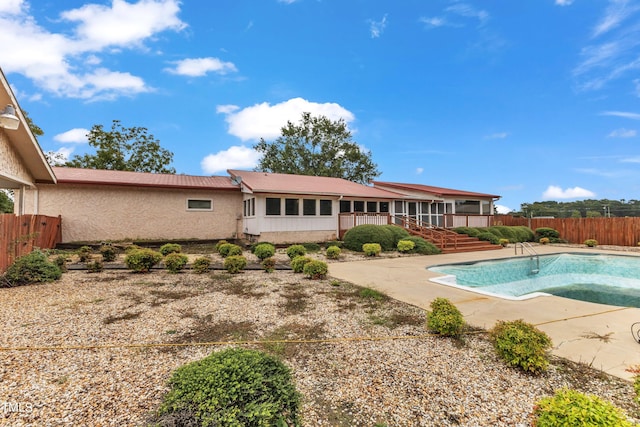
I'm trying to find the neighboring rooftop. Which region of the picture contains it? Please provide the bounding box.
[372,181,500,199]
[49,167,237,190]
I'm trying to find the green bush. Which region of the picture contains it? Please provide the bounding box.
[485,226,504,238]
[426,297,464,337]
[533,388,634,427]
[54,255,68,272]
[584,239,598,247]
[124,248,162,273]
[397,239,415,253]
[381,224,411,246]
[77,245,93,262]
[159,243,182,256]
[403,236,441,255]
[290,256,313,273]
[3,250,62,286]
[253,243,276,260]
[491,226,517,242]
[535,227,560,241]
[99,245,117,262]
[250,241,274,253]
[453,226,480,237]
[158,348,301,427]
[224,255,247,274]
[86,259,104,273]
[539,237,550,245]
[303,260,328,279]
[634,374,640,406]
[286,245,307,259]
[164,253,189,273]
[302,242,321,252]
[362,243,382,256]
[324,240,343,249]
[262,257,276,273]
[499,238,510,247]
[512,226,535,242]
[192,257,211,274]
[490,319,552,374]
[343,224,395,252]
[326,246,341,260]
[476,232,500,245]
[214,239,229,253]
[218,243,243,258]
[124,244,141,255]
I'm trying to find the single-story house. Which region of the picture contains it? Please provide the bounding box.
[18,166,500,244]
[0,68,56,212]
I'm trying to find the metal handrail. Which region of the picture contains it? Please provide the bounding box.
[390,215,459,250]
[515,242,540,274]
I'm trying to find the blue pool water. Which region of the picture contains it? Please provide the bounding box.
[428,253,640,307]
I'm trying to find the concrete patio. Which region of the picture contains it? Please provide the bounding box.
[328,245,640,381]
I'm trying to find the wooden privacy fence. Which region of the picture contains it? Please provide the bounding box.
[494,215,640,246]
[0,214,62,273]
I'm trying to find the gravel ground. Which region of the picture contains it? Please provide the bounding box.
[0,249,639,426]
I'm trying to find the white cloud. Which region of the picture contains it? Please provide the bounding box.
[416,168,424,175]
[620,156,640,163]
[419,17,447,28]
[53,128,89,143]
[592,0,640,38]
[542,185,596,199]
[601,110,640,119]
[165,57,238,77]
[201,145,261,174]
[216,104,240,114]
[495,204,512,214]
[555,0,574,5]
[445,3,489,25]
[484,132,508,139]
[217,97,355,141]
[607,127,637,137]
[0,0,186,99]
[369,14,388,38]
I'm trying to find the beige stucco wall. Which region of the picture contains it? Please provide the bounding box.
[0,130,33,187]
[21,184,242,243]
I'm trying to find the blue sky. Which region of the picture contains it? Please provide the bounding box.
[2,0,640,213]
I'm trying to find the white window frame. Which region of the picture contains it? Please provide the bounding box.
[186,199,213,211]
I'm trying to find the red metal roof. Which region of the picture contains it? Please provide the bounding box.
[229,170,403,199]
[50,167,237,190]
[372,181,500,199]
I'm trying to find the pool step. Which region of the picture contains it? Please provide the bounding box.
[437,235,503,254]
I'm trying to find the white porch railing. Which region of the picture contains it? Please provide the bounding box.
[444,214,493,228]
[338,213,390,237]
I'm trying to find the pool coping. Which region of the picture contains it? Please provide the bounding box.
[327,244,640,381]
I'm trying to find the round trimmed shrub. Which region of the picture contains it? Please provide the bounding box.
[3,250,62,286]
[159,243,182,256]
[224,255,247,274]
[490,319,552,374]
[86,259,104,273]
[476,232,500,245]
[325,246,341,260]
[290,256,313,273]
[343,224,395,252]
[453,226,480,237]
[584,239,598,247]
[192,256,211,274]
[362,243,382,256]
[214,239,229,253]
[286,245,307,259]
[99,245,117,262]
[158,348,301,427]
[164,253,189,273]
[124,248,162,273]
[218,243,243,258]
[533,388,634,427]
[535,227,560,241]
[491,226,517,242]
[253,243,276,260]
[381,224,411,246]
[303,260,328,279]
[403,236,441,255]
[77,245,93,262]
[302,242,321,253]
[262,257,276,273]
[397,239,415,253]
[512,226,535,242]
[426,297,464,337]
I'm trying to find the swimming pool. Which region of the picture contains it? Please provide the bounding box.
[428,253,640,307]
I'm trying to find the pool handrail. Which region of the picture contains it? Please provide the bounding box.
[515,242,540,274]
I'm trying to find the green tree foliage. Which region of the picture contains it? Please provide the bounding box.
[22,110,43,141]
[517,199,640,218]
[66,120,175,173]
[253,112,381,184]
[0,190,13,213]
